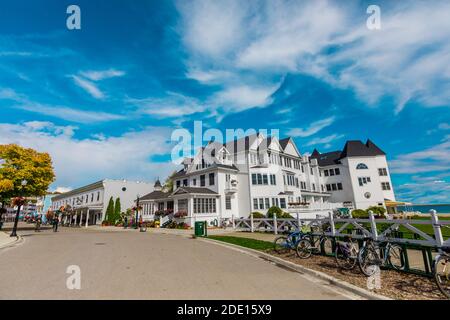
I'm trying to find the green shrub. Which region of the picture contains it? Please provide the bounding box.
[351,209,368,218]
[250,211,265,218]
[366,206,386,217]
[267,206,284,218]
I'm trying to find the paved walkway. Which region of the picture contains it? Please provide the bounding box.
[0,224,353,300]
[0,231,18,249]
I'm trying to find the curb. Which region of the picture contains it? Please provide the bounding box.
[0,232,22,250]
[200,237,391,301]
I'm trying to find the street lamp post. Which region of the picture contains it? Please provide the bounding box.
[10,179,27,237]
[0,158,5,230]
[135,194,140,229]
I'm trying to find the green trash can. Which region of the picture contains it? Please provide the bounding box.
[194,221,207,237]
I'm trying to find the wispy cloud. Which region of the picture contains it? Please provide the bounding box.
[287,117,335,138]
[70,75,105,99]
[80,69,125,81]
[305,133,345,148]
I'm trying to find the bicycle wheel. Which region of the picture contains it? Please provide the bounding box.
[296,239,313,259]
[388,244,405,270]
[321,237,334,255]
[434,254,450,299]
[273,236,290,254]
[358,245,380,277]
[335,244,357,270]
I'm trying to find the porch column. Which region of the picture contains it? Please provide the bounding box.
[85,209,89,227]
[189,197,195,226]
[79,211,83,227]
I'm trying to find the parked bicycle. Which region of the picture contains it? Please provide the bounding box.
[296,221,333,259]
[335,235,358,270]
[433,243,450,299]
[273,229,306,256]
[358,236,405,276]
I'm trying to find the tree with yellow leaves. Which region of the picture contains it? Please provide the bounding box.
[0,144,55,235]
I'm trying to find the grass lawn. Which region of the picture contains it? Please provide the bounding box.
[208,235,273,251]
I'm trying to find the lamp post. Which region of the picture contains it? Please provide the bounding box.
[10,179,27,237]
[0,158,5,230]
[135,194,140,229]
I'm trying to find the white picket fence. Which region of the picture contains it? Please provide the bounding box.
[232,210,450,248]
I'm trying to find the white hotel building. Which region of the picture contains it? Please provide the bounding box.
[51,179,153,226]
[139,133,396,226]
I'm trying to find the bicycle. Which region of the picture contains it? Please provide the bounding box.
[296,222,333,259]
[433,246,450,299]
[358,236,405,277]
[335,235,358,270]
[273,230,306,256]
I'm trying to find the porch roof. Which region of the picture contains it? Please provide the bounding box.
[172,187,218,195]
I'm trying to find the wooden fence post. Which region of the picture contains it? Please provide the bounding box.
[368,211,378,240]
[273,213,278,235]
[250,213,254,233]
[430,209,443,247]
[232,214,235,229]
[328,211,336,236]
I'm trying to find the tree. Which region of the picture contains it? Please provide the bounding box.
[105,197,115,224]
[163,171,177,193]
[114,197,121,224]
[0,144,55,235]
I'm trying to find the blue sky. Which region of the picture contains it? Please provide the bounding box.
[0,0,449,203]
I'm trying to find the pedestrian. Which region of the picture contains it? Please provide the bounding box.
[52,213,59,232]
[124,216,128,229]
[35,214,42,232]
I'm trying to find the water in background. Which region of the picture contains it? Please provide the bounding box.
[397,204,450,214]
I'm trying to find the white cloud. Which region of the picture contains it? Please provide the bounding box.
[287,117,336,138]
[80,69,125,81]
[127,92,206,118]
[390,137,450,174]
[396,178,450,204]
[305,133,345,146]
[71,75,105,99]
[177,0,450,114]
[0,121,177,189]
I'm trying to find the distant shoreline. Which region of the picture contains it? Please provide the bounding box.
[409,203,450,207]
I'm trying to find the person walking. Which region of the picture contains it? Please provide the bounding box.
[124,216,128,229]
[52,213,59,232]
[35,214,42,232]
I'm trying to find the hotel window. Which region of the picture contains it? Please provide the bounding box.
[225,196,232,210]
[310,168,313,175]
[91,193,94,202]
[335,168,340,175]
[193,178,197,186]
[321,185,324,192]
[381,182,391,191]
[324,169,329,176]
[253,199,258,210]
[270,174,276,185]
[257,174,263,185]
[331,183,337,191]
[252,174,257,185]
[226,174,230,182]
[312,183,316,191]
[280,198,286,209]
[295,178,299,188]
[378,168,388,176]
[262,174,268,185]
[301,165,304,173]
[259,198,264,210]
[183,179,188,186]
[176,180,181,188]
[356,163,369,169]
[337,183,343,190]
[85,195,88,203]
[326,184,332,192]
[358,177,371,186]
[265,198,270,209]
[329,169,335,176]
[209,173,215,185]
[272,198,279,207]
[200,175,205,187]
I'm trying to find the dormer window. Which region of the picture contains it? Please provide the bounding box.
[356,163,368,169]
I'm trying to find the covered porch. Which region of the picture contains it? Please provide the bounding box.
[62,206,102,227]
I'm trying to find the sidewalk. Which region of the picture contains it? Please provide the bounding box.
[0,231,19,249]
[86,225,237,237]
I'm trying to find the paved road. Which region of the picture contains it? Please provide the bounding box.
[0,225,354,299]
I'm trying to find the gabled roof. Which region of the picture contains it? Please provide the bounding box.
[173,187,218,195]
[140,190,170,201]
[340,140,385,158]
[224,133,260,153]
[311,139,386,166]
[52,180,104,200]
[278,137,290,150]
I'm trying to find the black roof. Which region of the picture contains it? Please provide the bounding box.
[140,190,169,200]
[278,137,290,150]
[311,140,385,166]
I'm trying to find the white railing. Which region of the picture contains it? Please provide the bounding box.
[232,210,450,248]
